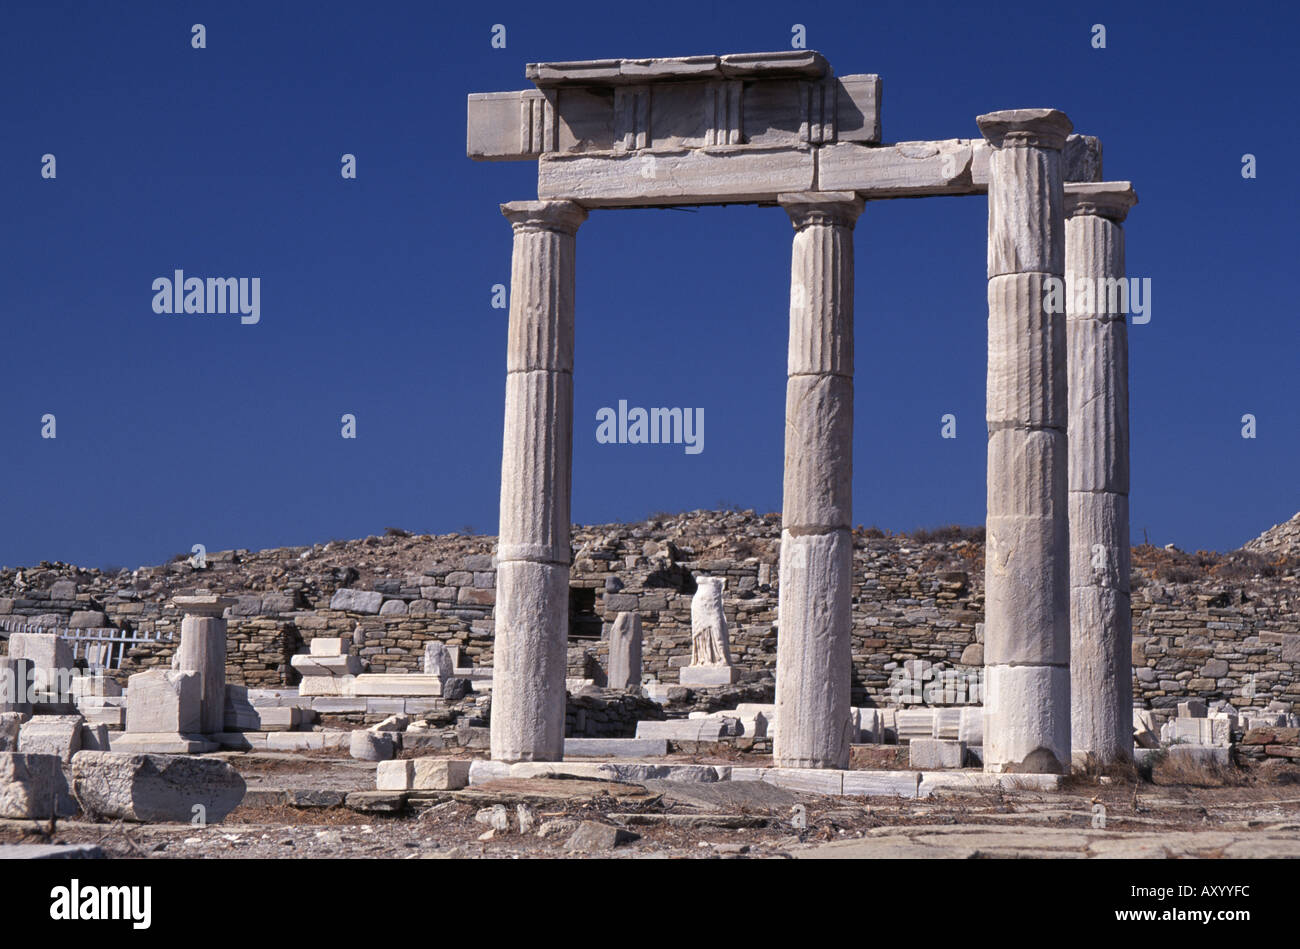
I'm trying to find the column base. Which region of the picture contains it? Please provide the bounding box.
[982,664,1071,774]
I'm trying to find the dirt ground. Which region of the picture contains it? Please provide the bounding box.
[4,750,1300,859]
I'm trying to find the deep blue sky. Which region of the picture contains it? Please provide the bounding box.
[2,0,1295,570]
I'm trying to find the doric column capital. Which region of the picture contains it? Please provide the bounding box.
[173,594,235,617]
[1064,181,1138,222]
[977,108,1073,150]
[778,191,865,230]
[500,199,588,235]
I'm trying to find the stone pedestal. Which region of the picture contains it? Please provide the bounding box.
[118,669,216,755]
[6,633,74,707]
[977,109,1073,774]
[679,666,737,688]
[773,191,863,770]
[173,595,235,737]
[491,200,586,763]
[1065,181,1138,765]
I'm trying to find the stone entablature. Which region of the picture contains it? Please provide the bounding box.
[469,51,879,163]
[469,51,1104,208]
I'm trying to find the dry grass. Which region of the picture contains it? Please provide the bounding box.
[908,525,986,545]
[1148,750,1248,788]
[1065,754,1142,788]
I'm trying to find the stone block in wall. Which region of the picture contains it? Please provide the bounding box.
[603,594,639,613]
[329,590,383,614]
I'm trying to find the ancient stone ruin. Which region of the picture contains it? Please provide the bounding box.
[470,50,1136,773]
[1,48,1297,864]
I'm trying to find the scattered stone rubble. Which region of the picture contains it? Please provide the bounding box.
[2,511,1294,714]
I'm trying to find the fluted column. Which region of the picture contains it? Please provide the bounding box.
[977,109,1073,774]
[774,191,863,769]
[1066,181,1137,765]
[492,199,587,762]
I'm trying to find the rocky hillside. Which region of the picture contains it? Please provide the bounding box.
[1245,511,1300,557]
[0,510,1296,714]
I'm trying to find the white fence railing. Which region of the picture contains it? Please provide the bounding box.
[0,616,173,672]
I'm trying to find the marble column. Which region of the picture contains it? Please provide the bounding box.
[491,199,587,762]
[976,109,1073,774]
[172,594,235,736]
[774,191,863,770]
[1066,181,1138,765]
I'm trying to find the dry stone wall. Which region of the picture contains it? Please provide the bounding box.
[1,511,1296,714]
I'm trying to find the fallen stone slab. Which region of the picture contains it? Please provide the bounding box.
[909,738,966,769]
[0,844,105,859]
[642,778,796,811]
[224,705,309,732]
[503,761,609,781]
[678,666,737,688]
[351,674,444,697]
[453,778,657,807]
[564,737,669,757]
[635,719,738,741]
[595,762,729,783]
[843,771,923,798]
[611,812,771,828]
[284,789,348,808]
[401,732,447,754]
[18,715,83,763]
[366,698,408,716]
[733,767,845,796]
[290,654,363,678]
[794,824,1093,859]
[108,733,218,755]
[467,759,512,784]
[299,676,354,697]
[214,732,269,751]
[377,759,412,791]
[918,771,1062,796]
[344,790,407,813]
[240,789,289,807]
[564,820,640,852]
[0,752,66,819]
[377,758,472,791]
[70,751,246,823]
